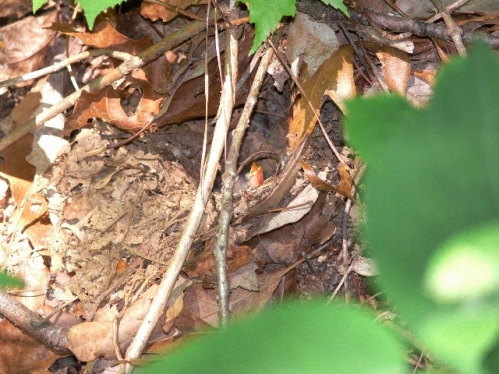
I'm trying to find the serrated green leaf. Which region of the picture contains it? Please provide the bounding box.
[145,301,407,373]
[0,271,24,288]
[344,41,499,373]
[321,0,349,16]
[33,0,48,13]
[246,0,296,54]
[76,0,126,30]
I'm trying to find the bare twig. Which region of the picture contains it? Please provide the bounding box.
[426,0,469,23]
[211,3,239,328]
[327,255,358,304]
[430,0,466,56]
[213,32,279,327]
[0,291,71,354]
[0,49,133,89]
[124,17,241,374]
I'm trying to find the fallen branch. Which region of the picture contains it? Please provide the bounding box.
[0,291,70,354]
[296,0,499,49]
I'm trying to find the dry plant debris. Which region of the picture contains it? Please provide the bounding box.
[0,0,498,372]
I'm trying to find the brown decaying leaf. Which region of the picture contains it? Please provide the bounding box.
[0,0,32,18]
[155,26,255,126]
[10,92,42,125]
[185,244,253,285]
[288,45,355,150]
[300,161,353,200]
[64,83,160,134]
[0,11,58,82]
[58,21,170,134]
[0,131,51,237]
[364,42,410,95]
[0,319,62,374]
[68,285,164,361]
[141,0,209,23]
[253,192,335,265]
[181,265,296,327]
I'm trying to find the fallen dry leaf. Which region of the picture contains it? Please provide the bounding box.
[141,0,208,23]
[289,45,355,150]
[0,319,63,374]
[58,21,170,133]
[364,43,411,95]
[0,11,58,82]
[300,161,353,200]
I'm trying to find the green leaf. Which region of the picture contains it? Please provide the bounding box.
[425,221,499,303]
[145,300,407,373]
[32,0,48,13]
[76,0,126,30]
[321,0,349,16]
[246,0,296,54]
[344,41,499,373]
[419,306,499,374]
[0,271,24,288]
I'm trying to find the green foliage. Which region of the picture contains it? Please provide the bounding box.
[34,0,348,51]
[33,0,125,29]
[145,301,407,373]
[76,0,126,30]
[0,271,24,288]
[344,41,499,373]
[425,221,499,303]
[246,0,296,54]
[246,0,349,54]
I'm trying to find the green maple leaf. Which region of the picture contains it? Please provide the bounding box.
[246,0,297,54]
[344,42,499,373]
[246,0,349,54]
[33,0,125,29]
[77,0,126,30]
[322,0,349,15]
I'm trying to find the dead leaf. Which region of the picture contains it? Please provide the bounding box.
[0,0,32,18]
[364,43,411,95]
[141,0,208,23]
[64,84,159,134]
[289,45,355,150]
[285,11,339,77]
[59,21,170,133]
[0,11,58,82]
[10,92,41,125]
[185,244,253,287]
[300,161,353,200]
[182,264,295,327]
[155,26,254,126]
[256,172,321,235]
[0,319,62,374]
[69,281,189,361]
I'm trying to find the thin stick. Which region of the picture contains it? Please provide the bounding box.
[0,49,133,88]
[213,32,278,328]
[124,19,240,374]
[327,255,357,304]
[211,3,239,328]
[430,0,466,56]
[426,0,469,23]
